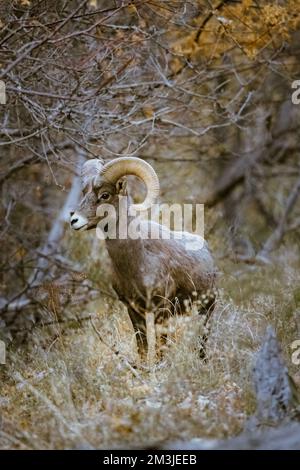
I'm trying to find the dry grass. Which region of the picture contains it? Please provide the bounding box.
[0,241,299,449]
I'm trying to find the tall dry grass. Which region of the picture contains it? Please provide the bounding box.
[1,239,299,449]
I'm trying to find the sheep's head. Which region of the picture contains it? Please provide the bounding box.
[70,157,159,231]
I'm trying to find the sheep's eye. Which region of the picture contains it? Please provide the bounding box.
[100,192,110,200]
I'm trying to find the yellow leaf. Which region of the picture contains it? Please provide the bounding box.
[127,4,137,15]
[170,57,183,74]
[15,247,27,261]
[142,106,154,119]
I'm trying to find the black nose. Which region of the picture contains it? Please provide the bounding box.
[71,218,78,226]
[70,211,75,217]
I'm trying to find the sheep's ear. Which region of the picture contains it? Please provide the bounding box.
[116,177,127,195]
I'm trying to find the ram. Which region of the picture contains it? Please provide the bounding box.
[70,157,217,364]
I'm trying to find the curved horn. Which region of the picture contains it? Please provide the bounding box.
[81,159,104,189]
[98,157,159,211]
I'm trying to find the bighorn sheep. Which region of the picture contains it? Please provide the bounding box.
[70,157,216,363]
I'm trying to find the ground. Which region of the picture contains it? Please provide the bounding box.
[0,243,299,449]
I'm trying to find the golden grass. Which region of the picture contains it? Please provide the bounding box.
[0,243,299,449]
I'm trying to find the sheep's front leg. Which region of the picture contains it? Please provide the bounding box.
[127,307,148,361]
[145,311,156,367]
[127,306,157,367]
